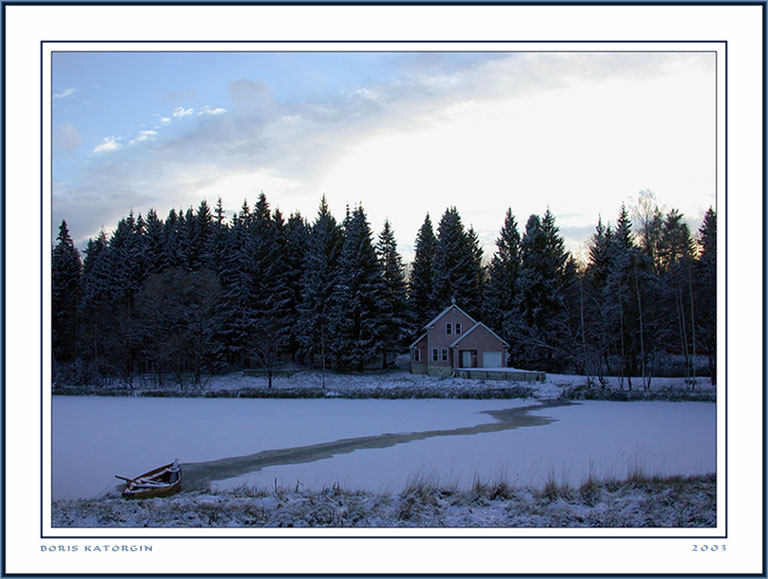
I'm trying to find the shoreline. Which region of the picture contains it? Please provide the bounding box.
[52,472,716,528]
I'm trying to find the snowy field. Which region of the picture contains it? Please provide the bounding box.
[52,396,715,502]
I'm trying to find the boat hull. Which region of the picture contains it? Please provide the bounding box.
[121,463,182,499]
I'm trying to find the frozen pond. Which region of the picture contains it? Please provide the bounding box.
[51,397,716,500]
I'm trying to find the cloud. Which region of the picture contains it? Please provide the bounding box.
[172,106,194,118]
[54,122,82,157]
[129,129,158,145]
[54,87,76,99]
[93,136,121,154]
[197,105,227,116]
[228,79,273,118]
[55,52,715,258]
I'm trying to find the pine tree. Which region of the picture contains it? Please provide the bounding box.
[408,214,436,331]
[376,219,409,368]
[52,221,82,365]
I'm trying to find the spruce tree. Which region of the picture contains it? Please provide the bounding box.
[430,207,484,318]
[79,231,110,380]
[695,208,717,383]
[52,221,82,365]
[408,214,436,330]
[143,209,167,275]
[516,210,572,370]
[328,205,385,371]
[484,208,522,342]
[283,212,310,362]
[218,200,256,365]
[658,208,697,385]
[298,196,343,369]
[376,219,409,368]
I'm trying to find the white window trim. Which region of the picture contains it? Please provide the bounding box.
[445,322,452,335]
[455,322,462,334]
[441,348,448,362]
[413,349,421,362]
[432,348,439,362]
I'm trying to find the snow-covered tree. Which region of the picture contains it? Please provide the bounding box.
[328,205,386,371]
[429,207,484,318]
[376,219,409,368]
[694,208,717,383]
[408,214,436,330]
[483,208,522,341]
[514,210,573,370]
[298,196,343,369]
[52,221,82,364]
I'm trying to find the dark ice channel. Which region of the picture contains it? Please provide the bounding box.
[177,400,572,492]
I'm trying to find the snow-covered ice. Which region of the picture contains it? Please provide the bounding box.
[52,396,715,501]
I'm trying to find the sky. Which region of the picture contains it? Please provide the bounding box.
[52,50,716,262]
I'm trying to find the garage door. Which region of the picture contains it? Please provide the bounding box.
[482,351,503,368]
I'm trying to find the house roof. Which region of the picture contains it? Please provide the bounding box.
[449,322,510,349]
[408,333,428,349]
[422,303,477,330]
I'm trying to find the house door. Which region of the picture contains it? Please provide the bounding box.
[460,350,478,368]
[482,351,503,368]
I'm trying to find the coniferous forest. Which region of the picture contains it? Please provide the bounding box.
[51,191,716,389]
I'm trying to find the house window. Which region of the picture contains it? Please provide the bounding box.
[413,349,421,362]
[445,323,452,335]
[441,348,448,362]
[455,322,462,334]
[432,348,439,362]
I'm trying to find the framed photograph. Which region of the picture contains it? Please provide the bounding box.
[4,2,763,576]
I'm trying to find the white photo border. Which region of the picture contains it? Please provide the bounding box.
[4,3,763,576]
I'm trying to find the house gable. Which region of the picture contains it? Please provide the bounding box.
[449,322,509,349]
[422,303,476,331]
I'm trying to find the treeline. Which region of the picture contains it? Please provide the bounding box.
[52,192,716,388]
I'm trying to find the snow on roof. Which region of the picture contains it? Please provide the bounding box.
[422,303,477,330]
[448,322,510,349]
[408,333,428,349]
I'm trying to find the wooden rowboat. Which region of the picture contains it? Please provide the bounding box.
[116,460,182,499]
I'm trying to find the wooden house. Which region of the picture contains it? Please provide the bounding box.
[409,302,509,377]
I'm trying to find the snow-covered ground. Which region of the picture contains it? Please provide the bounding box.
[71,367,717,402]
[52,473,716,528]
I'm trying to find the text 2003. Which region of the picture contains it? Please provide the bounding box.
[692,545,726,552]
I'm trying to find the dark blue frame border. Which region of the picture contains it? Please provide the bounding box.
[37,38,736,552]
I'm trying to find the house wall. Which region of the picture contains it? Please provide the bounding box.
[426,366,455,378]
[410,334,428,374]
[426,309,476,370]
[453,325,507,368]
